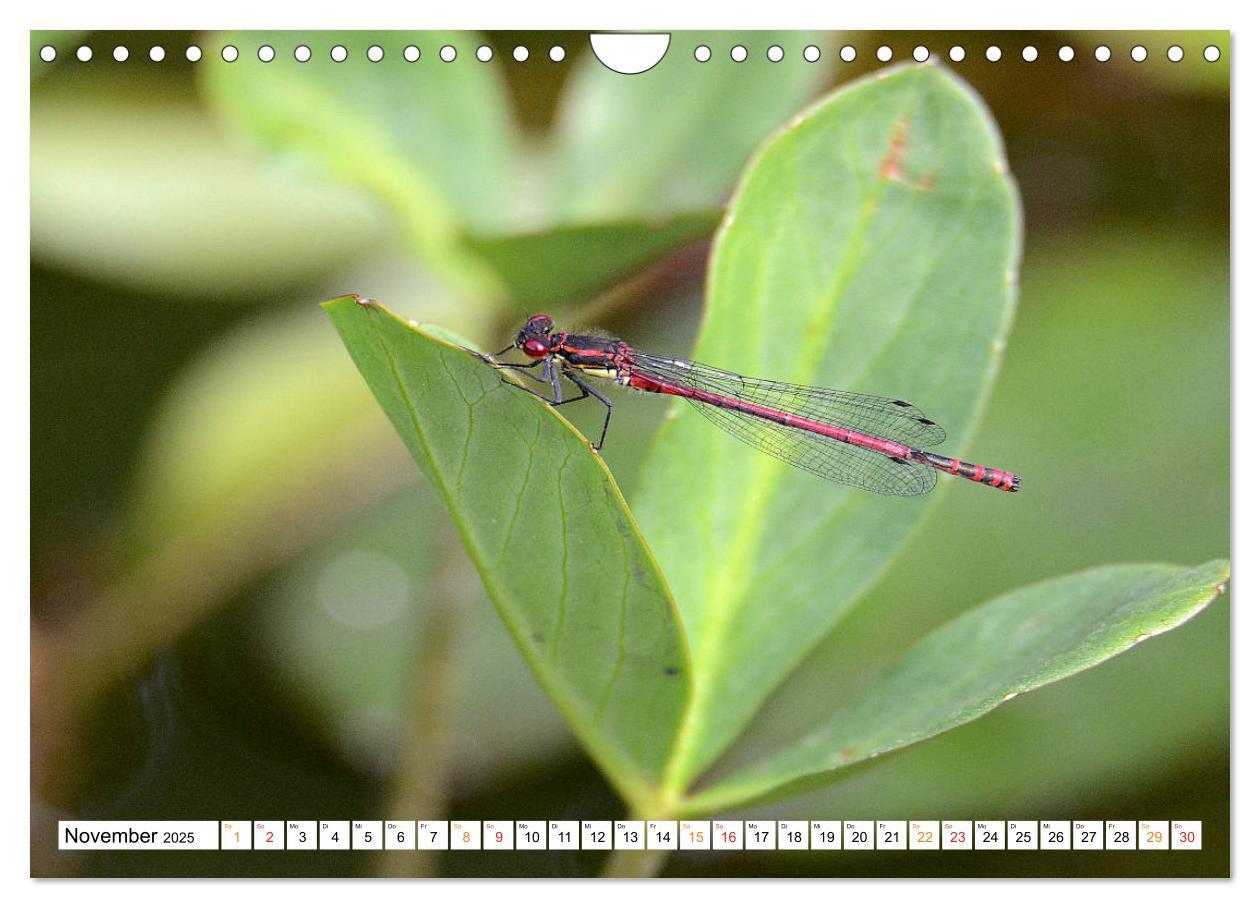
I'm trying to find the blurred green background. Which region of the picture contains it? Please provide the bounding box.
[30,30,1229,877]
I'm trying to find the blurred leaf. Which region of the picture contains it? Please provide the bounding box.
[688,560,1228,813]
[633,64,1021,798]
[324,295,691,807]
[549,31,828,221]
[203,31,521,301]
[29,90,386,299]
[258,485,575,785]
[44,274,497,766]
[464,211,719,310]
[129,305,392,549]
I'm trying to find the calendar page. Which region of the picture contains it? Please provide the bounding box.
[29,25,1230,880]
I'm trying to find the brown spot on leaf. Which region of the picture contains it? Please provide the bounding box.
[880,119,910,181]
[879,119,935,191]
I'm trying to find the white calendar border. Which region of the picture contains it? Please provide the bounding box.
[8,3,1254,907]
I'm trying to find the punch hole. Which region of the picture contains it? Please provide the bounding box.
[590,33,667,72]
[295,45,312,62]
[731,45,748,62]
[113,46,128,62]
[803,45,820,62]
[1130,45,1147,62]
[913,45,929,62]
[221,45,238,62]
[440,45,456,62]
[694,45,711,62]
[258,45,275,62]
[185,46,201,62]
[1022,46,1037,62]
[331,45,347,62]
[876,45,892,62]
[76,46,92,62]
[1167,45,1184,62]
[477,45,493,62]
[1095,45,1111,61]
[549,46,565,62]
[512,46,528,62]
[39,45,56,62]
[1204,45,1220,62]
[840,45,856,62]
[367,45,384,62]
[149,46,165,62]
[767,45,784,62]
[949,45,965,62]
[1058,46,1074,62]
[986,45,1001,62]
[404,45,420,62]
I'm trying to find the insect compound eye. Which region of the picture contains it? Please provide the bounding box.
[526,314,554,333]
[522,338,549,358]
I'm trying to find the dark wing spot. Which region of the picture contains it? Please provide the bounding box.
[917,418,937,426]
[888,456,910,465]
[893,399,912,407]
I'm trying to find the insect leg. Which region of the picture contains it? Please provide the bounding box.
[492,358,550,384]
[562,369,614,451]
[500,359,589,406]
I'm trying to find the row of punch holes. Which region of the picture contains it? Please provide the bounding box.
[39,42,1223,65]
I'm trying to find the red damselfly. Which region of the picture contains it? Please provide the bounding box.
[481,314,1020,496]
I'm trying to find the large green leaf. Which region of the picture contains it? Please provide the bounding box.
[323,295,691,805]
[632,64,1022,801]
[686,560,1228,813]
[549,30,827,222]
[695,229,1231,799]
[202,31,520,300]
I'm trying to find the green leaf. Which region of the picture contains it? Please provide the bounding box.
[632,64,1022,799]
[463,211,720,310]
[549,31,827,222]
[202,31,520,300]
[323,294,691,805]
[686,560,1228,813]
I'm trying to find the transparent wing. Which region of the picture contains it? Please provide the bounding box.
[632,352,941,496]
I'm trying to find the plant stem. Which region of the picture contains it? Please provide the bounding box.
[377,528,467,877]
[599,846,670,878]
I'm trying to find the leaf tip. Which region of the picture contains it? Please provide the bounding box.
[319,292,374,313]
